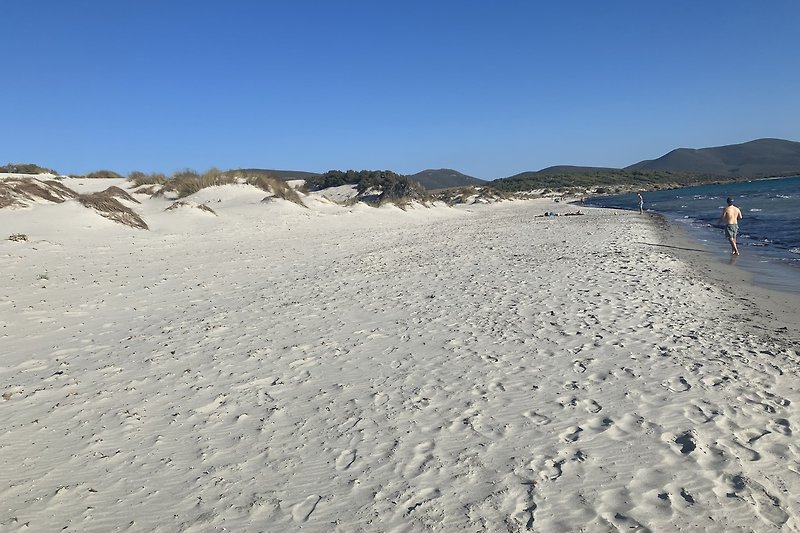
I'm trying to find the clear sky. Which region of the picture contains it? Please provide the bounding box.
[3,1,799,179]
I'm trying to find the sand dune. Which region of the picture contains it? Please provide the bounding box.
[1,181,799,531]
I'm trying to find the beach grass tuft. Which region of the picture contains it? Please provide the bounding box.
[128,171,168,188]
[165,201,217,215]
[0,178,78,208]
[78,188,149,229]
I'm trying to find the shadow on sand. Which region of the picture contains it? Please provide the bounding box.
[637,242,711,254]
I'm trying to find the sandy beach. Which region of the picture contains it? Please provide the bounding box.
[2,179,799,532]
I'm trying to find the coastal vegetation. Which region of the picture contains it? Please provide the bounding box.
[1,163,59,175]
[486,169,733,195]
[79,170,124,179]
[77,187,148,230]
[0,177,77,208]
[127,168,305,206]
[6,138,799,200]
[406,168,484,190]
[303,170,428,205]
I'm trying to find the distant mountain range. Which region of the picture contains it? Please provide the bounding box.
[625,138,800,176]
[489,138,800,192]
[8,138,799,191]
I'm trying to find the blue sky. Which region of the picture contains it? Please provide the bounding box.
[3,1,799,179]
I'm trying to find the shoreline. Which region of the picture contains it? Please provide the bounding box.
[647,210,800,348]
[582,199,800,295]
[584,174,800,296]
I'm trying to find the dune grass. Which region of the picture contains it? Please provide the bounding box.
[127,168,306,205]
[78,188,148,229]
[128,171,168,188]
[0,178,78,208]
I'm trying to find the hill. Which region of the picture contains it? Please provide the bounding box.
[535,165,619,174]
[489,168,708,194]
[489,138,800,193]
[626,138,800,176]
[406,169,484,190]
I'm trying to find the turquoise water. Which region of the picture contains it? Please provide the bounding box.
[588,175,800,294]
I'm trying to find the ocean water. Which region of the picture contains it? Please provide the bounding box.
[587,175,800,294]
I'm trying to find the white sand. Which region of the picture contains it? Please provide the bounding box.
[2,181,799,531]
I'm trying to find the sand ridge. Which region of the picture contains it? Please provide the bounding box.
[1,193,799,531]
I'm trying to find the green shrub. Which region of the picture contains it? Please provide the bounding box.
[1,163,59,175]
[82,170,123,179]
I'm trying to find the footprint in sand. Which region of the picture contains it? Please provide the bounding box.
[601,511,649,531]
[402,487,441,515]
[373,392,389,406]
[560,425,583,442]
[718,474,789,527]
[718,437,760,461]
[673,431,696,455]
[585,416,614,434]
[488,381,505,392]
[767,418,791,436]
[335,449,356,470]
[683,402,714,424]
[541,459,565,481]
[582,399,602,413]
[661,376,690,393]
[762,390,791,408]
[291,495,321,523]
[614,366,637,379]
[529,454,565,481]
[523,411,551,425]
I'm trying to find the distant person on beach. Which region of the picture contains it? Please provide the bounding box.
[637,192,644,214]
[719,197,743,255]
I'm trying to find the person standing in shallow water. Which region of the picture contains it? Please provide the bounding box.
[719,197,743,255]
[637,192,644,214]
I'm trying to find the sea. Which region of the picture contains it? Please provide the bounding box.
[586,175,800,294]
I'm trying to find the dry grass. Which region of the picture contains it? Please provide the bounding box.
[432,186,511,205]
[164,201,217,215]
[244,174,306,207]
[170,168,238,198]
[128,171,168,188]
[161,168,307,206]
[0,178,77,208]
[133,184,164,196]
[126,168,308,205]
[103,186,141,204]
[78,188,148,229]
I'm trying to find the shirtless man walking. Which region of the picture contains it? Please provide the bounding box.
[719,197,743,255]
